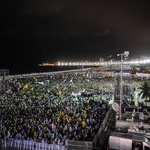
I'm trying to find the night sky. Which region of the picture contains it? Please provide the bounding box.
[1,0,150,67]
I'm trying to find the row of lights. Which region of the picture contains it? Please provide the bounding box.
[56,59,150,66]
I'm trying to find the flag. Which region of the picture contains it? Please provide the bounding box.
[23,83,28,90]
[52,119,55,131]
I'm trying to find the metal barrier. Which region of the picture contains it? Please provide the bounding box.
[1,138,101,150]
[65,140,100,150]
[2,138,66,150]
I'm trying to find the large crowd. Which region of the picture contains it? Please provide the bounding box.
[0,69,149,146]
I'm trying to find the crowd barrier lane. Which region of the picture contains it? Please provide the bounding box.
[1,138,66,150]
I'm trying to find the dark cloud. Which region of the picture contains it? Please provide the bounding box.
[1,0,150,67]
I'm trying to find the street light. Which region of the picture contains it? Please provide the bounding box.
[117,51,129,120]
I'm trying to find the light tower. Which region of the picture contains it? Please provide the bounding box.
[117,51,129,120]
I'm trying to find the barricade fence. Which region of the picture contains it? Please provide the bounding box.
[1,138,66,150]
[66,140,101,150]
[1,138,101,150]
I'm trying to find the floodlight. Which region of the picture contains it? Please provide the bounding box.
[124,51,129,57]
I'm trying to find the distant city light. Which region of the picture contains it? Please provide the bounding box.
[39,57,150,67]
